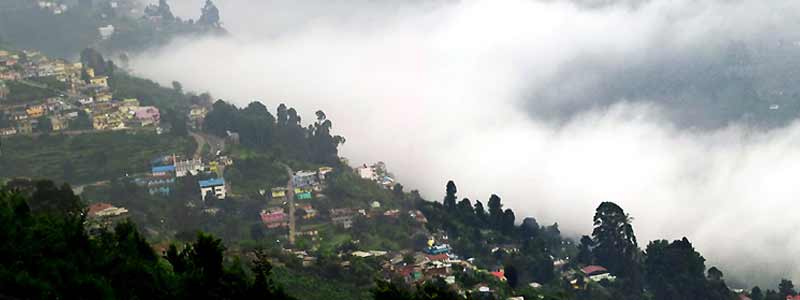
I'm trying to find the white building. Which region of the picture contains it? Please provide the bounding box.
[357,164,377,180]
[98,25,115,40]
[199,178,226,200]
[175,158,203,177]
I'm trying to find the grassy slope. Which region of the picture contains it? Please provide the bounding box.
[0,131,196,185]
[6,81,59,104]
[273,267,371,300]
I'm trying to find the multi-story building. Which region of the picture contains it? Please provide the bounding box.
[199,178,226,200]
[175,158,203,177]
[330,208,355,229]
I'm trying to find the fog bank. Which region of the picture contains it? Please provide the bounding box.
[133,0,800,286]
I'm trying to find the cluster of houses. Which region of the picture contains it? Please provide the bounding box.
[130,153,230,199]
[85,202,129,233]
[260,167,333,229]
[36,0,68,15]
[0,50,82,83]
[0,49,193,136]
[0,48,213,136]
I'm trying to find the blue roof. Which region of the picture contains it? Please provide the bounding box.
[152,165,175,173]
[199,178,225,188]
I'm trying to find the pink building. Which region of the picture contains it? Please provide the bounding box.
[134,106,161,126]
[260,208,288,229]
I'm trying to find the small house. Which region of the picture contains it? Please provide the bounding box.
[199,178,226,200]
[151,165,175,176]
[134,106,160,126]
[271,187,287,201]
[260,207,289,228]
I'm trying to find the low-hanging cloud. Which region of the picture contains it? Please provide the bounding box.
[134,0,800,286]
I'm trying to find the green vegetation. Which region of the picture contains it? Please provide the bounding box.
[223,148,288,197]
[0,1,100,59]
[0,131,196,185]
[6,80,59,103]
[204,101,345,166]
[0,0,225,59]
[0,180,293,299]
[28,76,67,91]
[273,267,369,300]
[110,73,197,111]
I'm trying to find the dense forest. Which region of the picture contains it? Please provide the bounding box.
[3,177,799,299]
[0,180,292,299]
[203,100,346,166]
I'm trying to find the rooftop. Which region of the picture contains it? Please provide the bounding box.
[199,178,225,188]
[152,165,175,173]
[581,265,609,276]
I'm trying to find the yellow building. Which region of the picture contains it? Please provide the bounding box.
[26,105,45,118]
[90,76,109,87]
[85,68,95,78]
[121,98,140,107]
[118,98,140,114]
[93,115,108,130]
[271,187,287,199]
[95,91,112,102]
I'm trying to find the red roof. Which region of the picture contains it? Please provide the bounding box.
[87,202,113,217]
[399,265,415,276]
[786,296,800,300]
[426,253,449,261]
[490,270,506,281]
[581,265,609,275]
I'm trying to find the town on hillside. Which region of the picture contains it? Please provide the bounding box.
[0,45,769,300]
[0,48,210,135]
[1,2,796,298]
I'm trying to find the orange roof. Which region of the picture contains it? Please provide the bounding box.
[490,270,506,281]
[87,202,113,217]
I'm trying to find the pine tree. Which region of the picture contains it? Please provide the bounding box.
[443,181,457,210]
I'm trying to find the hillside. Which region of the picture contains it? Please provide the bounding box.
[2,4,799,299]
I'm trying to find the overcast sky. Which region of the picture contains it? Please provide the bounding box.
[136,0,800,287]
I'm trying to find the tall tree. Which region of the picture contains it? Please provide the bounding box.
[577,235,594,266]
[705,267,733,300]
[158,0,175,21]
[751,286,764,300]
[276,104,288,126]
[779,279,796,297]
[443,181,457,210]
[198,0,221,27]
[505,264,519,289]
[520,217,540,239]
[501,208,516,235]
[473,200,487,224]
[457,198,473,217]
[487,194,503,228]
[644,238,706,300]
[592,201,642,298]
[80,48,113,77]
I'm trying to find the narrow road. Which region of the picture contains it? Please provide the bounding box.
[189,131,207,159]
[189,131,226,159]
[72,180,110,195]
[281,163,296,246]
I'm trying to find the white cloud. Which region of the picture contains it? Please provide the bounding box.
[134,0,800,286]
